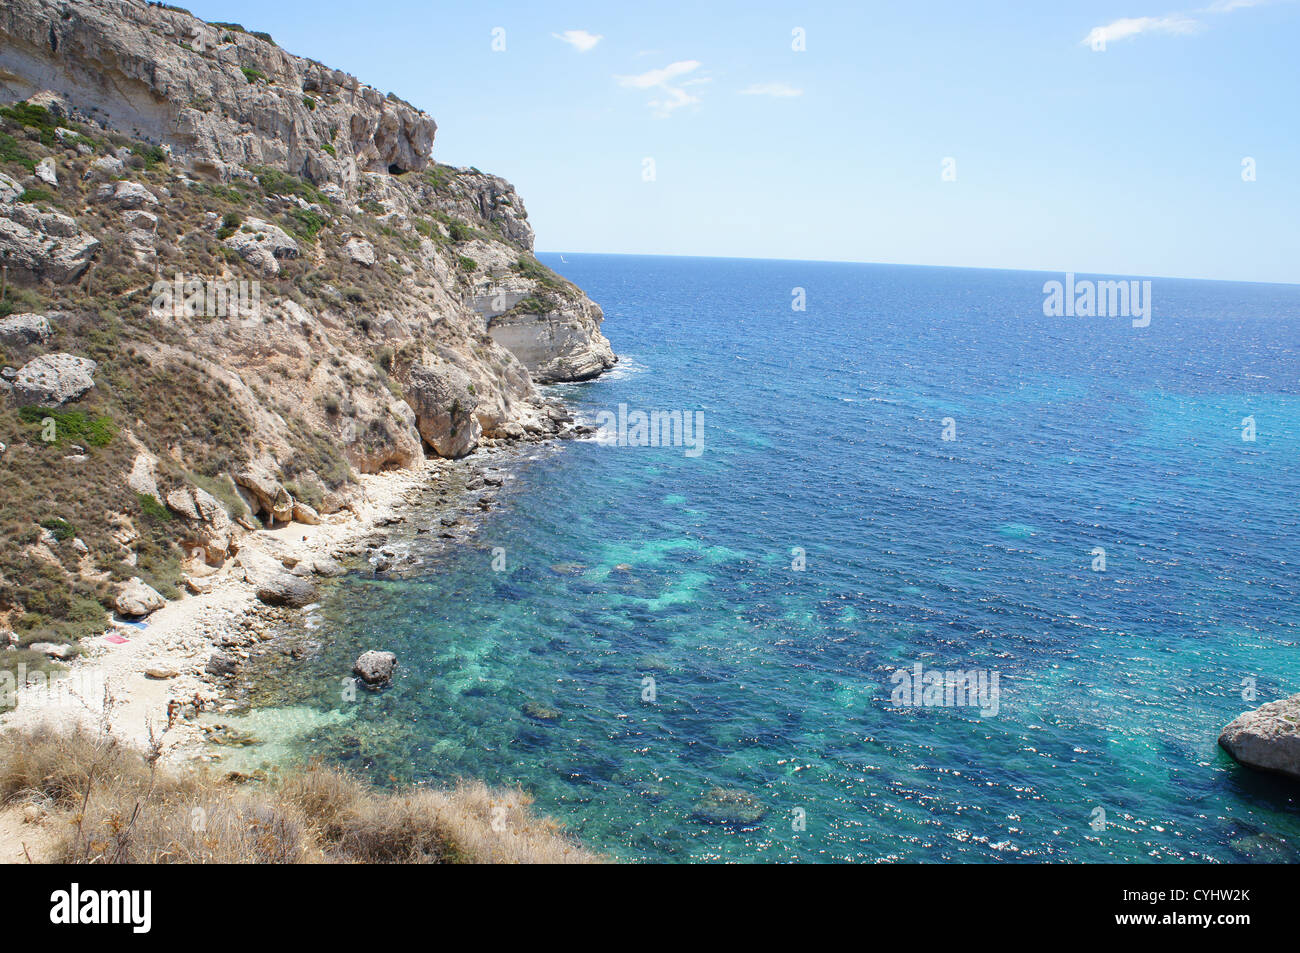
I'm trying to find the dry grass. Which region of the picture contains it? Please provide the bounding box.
[0,725,602,864]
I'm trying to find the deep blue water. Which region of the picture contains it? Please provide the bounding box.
[242,255,1300,862]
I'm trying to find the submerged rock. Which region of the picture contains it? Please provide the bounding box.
[1219,693,1300,781]
[205,652,239,677]
[353,650,396,687]
[522,701,560,722]
[692,787,767,828]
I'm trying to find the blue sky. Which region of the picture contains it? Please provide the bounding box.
[186,1,1299,283]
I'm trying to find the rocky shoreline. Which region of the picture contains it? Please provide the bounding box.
[1,429,579,768]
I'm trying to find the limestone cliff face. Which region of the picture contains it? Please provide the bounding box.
[0,0,435,187]
[0,0,615,384]
[0,0,615,647]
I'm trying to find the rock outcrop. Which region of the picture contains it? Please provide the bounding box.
[234,464,294,526]
[405,364,482,458]
[0,0,616,652]
[12,353,97,406]
[482,293,617,384]
[0,312,52,345]
[0,173,100,281]
[1220,694,1300,782]
[353,650,396,688]
[0,0,435,190]
[221,217,299,276]
[114,577,165,618]
[165,485,234,565]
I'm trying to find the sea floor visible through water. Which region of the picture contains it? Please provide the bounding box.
[213,255,1300,863]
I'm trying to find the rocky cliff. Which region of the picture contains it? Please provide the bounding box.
[0,0,615,660]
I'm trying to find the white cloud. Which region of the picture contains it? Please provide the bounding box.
[1203,0,1268,10]
[1082,0,1282,46]
[616,60,701,89]
[615,60,704,117]
[1082,14,1201,47]
[648,86,701,118]
[552,30,603,52]
[739,82,803,98]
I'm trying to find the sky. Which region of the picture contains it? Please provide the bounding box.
[184,0,1300,283]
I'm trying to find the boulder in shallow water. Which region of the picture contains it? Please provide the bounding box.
[1219,693,1300,781]
[522,701,560,722]
[692,787,767,828]
[255,572,318,608]
[205,652,239,677]
[353,650,396,687]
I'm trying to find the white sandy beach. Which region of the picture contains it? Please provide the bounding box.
[1,459,437,765]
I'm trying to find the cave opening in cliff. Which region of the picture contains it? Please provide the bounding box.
[388,163,406,175]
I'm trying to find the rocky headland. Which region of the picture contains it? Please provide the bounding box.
[0,0,615,757]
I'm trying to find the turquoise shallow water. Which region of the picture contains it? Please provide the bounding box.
[240,256,1300,862]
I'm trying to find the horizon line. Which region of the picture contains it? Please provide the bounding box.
[535,251,1300,289]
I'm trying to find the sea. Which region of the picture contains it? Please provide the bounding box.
[229,254,1300,863]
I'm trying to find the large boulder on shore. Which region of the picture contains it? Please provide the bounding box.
[166,485,234,564]
[1219,693,1300,782]
[353,650,396,687]
[12,353,97,406]
[234,463,294,525]
[404,364,481,458]
[254,572,318,608]
[114,577,165,618]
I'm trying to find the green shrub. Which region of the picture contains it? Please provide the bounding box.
[240,66,267,84]
[422,164,454,193]
[285,206,326,241]
[137,493,173,523]
[216,211,242,240]
[131,144,167,170]
[17,407,116,447]
[39,518,76,542]
[0,131,35,171]
[252,166,330,206]
[0,102,57,145]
